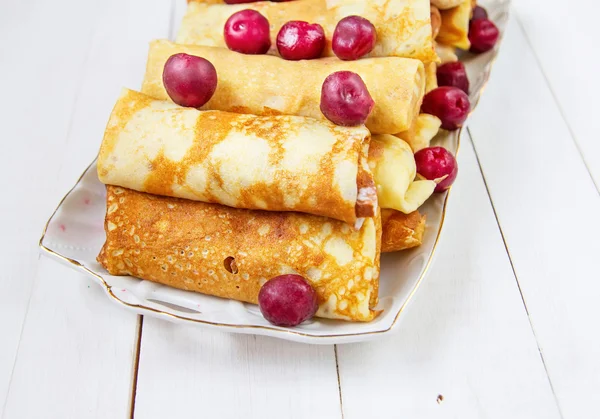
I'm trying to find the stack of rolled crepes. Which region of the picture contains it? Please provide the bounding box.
[96,0,458,322]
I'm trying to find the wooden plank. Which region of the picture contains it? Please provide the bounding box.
[0,0,103,411]
[335,133,561,417]
[468,15,600,419]
[1,0,173,417]
[2,261,141,419]
[513,0,600,189]
[133,317,342,419]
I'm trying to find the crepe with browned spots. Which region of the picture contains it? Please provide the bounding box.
[381,209,426,252]
[178,0,437,63]
[97,89,377,225]
[142,40,425,135]
[98,186,381,321]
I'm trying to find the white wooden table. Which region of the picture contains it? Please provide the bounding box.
[1,1,598,418]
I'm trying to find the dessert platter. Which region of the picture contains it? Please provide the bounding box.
[40,0,509,344]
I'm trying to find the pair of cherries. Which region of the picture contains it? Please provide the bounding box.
[225,9,376,61]
[162,53,374,127]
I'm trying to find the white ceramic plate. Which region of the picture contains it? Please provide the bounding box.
[39,0,509,344]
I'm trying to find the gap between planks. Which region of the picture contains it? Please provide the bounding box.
[466,127,565,419]
[129,316,144,419]
[334,345,345,419]
[513,14,599,194]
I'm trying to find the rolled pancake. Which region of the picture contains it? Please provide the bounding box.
[178,0,437,63]
[98,186,381,322]
[368,135,435,213]
[396,114,442,152]
[437,0,471,50]
[431,0,463,10]
[381,209,426,252]
[98,89,376,225]
[142,40,425,135]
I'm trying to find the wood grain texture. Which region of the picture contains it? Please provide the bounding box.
[133,317,342,419]
[468,15,600,419]
[0,0,173,417]
[2,261,139,419]
[335,130,562,419]
[513,0,600,190]
[0,0,103,412]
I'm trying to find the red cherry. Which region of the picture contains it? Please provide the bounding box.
[276,21,325,60]
[258,274,318,327]
[320,71,374,126]
[437,61,470,94]
[162,53,217,108]
[471,5,488,21]
[224,9,271,55]
[414,147,458,192]
[224,0,260,3]
[421,87,470,130]
[332,16,377,61]
[469,18,499,53]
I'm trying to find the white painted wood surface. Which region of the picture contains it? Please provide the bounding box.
[0,1,598,418]
[1,0,171,418]
[514,0,600,190]
[468,14,600,419]
[336,129,561,419]
[134,317,342,419]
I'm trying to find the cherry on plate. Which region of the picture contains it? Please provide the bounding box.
[436,61,469,94]
[471,5,488,21]
[414,146,458,192]
[320,71,374,126]
[258,274,318,327]
[224,9,271,55]
[162,53,218,108]
[332,15,377,60]
[276,21,325,60]
[469,18,499,53]
[421,86,470,130]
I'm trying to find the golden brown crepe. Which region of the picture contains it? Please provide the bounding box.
[98,89,377,225]
[98,186,381,321]
[142,40,425,135]
[437,0,472,50]
[381,209,426,252]
[178,0,437,63]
